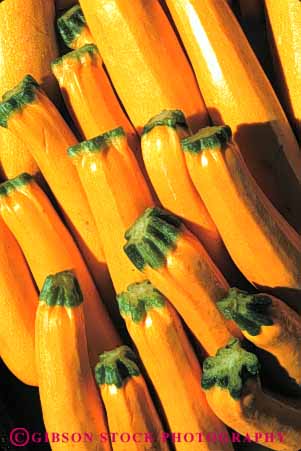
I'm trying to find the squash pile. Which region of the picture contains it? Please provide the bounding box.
[0,1,300,451]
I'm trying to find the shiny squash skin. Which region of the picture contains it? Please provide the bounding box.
[0,0,59,180]
[69,128,154,293]
[165,0,301,232]
[78,0,208,133]
[206,381,301,451]
[117,282,234,451]
[0,175,121,366]
[96,346,169,451]
[141,110,234,278]
[264,0,301,138]
[202,339,301,451]
[218,289,301,387]
[0,77,113,303]
[0,217,38,386]
[36,271,111,451]
[184,129,301,312]
[52,45,139,156]
[124,208,242,356]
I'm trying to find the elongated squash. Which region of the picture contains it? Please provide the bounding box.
[68,131,233,449]
[58,5,95,50]
[141,109,236,279]
[202,339,301,451]
[117,281,234,451]
[0,174,121,366]
[78,0,208,133]
[52,45,139,157]
[0,0,59,180]
[36,270,111,451]
[0,75,114,303]
[264,1,301,139]
[95,345,169,451]
[218,288,301,388]
[124,207,242,355]
[68,128,154,293]
[165,0,301,231]
[0,217,38,386]
[183,126,301,312]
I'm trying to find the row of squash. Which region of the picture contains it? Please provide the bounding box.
[0,1,301,450]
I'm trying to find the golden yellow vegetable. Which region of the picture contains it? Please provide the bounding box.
[78,0,208,133]
[202,339,301,451]
[264,1,301,139]
[218,288,301,388]
[0,0,59,180]
[95,345,169,451]
[124,207,242,356]
[0,174,121,366]
[141,109,235,279]
[183,125,301,313]
[165,0,301,231]
[36,270,111,451]
[68,128,154,293]
[0,215,38,386]
[117,281,234,451]
[52,45,139,156]
[0,75,114,303]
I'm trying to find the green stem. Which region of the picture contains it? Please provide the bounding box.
[124,207,182,270]
[39,270,83,308]
[95,345,140,388]
[217,288,273,336]
[117,280,166,323]
[201,338,260,399]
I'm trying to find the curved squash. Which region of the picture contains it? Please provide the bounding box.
[202,339,301,451]
[52,45,139,157]
[165,0,301,231]
[57,5,95,49]
[0,217,38,386]
[95,345,169,451]
[141,109,236,279]
[124,207,242,355]
[264,1,301,139]
[0,174,121,366]
[36,270,111,451]
[117,281,234,451]
[218,288,301,388]
[0,75,114,303]
[68,128,154,293]
[183,126,301,312]
[78,0,208,133]
[0,0,59,180]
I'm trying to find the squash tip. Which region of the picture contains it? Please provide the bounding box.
[142,109,188,136]
[124,207,182,270]
[117,281,166,322]
[0,173,33,197]
[181,125,232,153]
[0,75,40,128]
[217,288,273,336]
[95,345,140,388]
[52,44,99,69]
[68,127,126,157]
[201,338,260,399]
[57,5,87,48]
[39,270,83,308]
